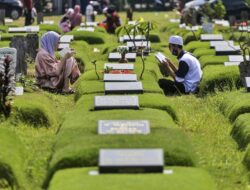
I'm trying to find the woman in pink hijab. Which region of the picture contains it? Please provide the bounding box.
[35,31,80,93]
[70,5,82,29]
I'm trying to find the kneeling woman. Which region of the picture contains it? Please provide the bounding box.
[35,31,80,93]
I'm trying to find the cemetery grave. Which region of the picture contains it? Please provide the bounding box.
[0,11,249,190]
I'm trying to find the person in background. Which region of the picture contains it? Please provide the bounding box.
[102,6,121,34]
[70,5,82,29]
[85,1,94,22]
[35,31,80,94]
[126,5,133,21]
[158,35,202,95]
[60,8,74,32]
[22,0,33,26]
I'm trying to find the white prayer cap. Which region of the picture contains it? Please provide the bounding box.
[103,7,108,13]
[169,35,183,46]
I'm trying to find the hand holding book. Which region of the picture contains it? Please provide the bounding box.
[155,52,169,64]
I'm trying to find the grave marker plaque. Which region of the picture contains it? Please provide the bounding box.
[215,45,241,55]
[77,27,95,32]
[119,35,146,43]
[224,62,240,66]
[104,63,134,70]
[99,149,164,173]
[200,34,223,41]
[103,74,137,82]
[228,55,250,62]
[210,41,234,48]
[98,120,150,135]
[94,95,139,110]
[246,77,250,92]
[108,53,136,62]
[105,82,143,94]
[127,41,151,49]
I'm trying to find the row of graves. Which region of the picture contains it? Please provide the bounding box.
[170,17,250,92]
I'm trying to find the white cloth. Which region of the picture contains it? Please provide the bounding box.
[175,53,203,93]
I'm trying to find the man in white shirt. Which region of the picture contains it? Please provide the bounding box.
[158,35,203,95]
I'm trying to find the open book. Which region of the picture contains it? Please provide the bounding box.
[155,52,167,63]
[58,47,71,58]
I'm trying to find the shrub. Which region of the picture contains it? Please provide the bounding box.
[0,127,27,189]
[12,92,58,127]
[149,33,161,42]
[199,65,241,95]
[67,31,107,44]
[199,55,228,69]
[219,91,250,122]
[193,48,215,59]
[231,113,250,149]
[39,24,62,34]
[185,41,209,53]
[48,167,216,190]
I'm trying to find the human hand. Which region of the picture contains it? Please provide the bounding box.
[64,50,75,59]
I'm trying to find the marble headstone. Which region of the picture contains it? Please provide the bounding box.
[103,74,137,82]
[104,63,134,70]
[105,82,143,94]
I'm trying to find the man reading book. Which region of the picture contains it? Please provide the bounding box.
[158,35,202,95]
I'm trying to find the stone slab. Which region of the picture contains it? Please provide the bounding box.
[58,43,70,50]
[4,18,13,23]
[228,55,250,62]
[210,40,234,48]
[215,45,241,55]
[60,35,74,43]
[105,82,143,94]
[200,34,223,41]
[99,149,164,173]
[98,120,150,135]
[76,27,95,32]
[94,95,139,110]
[246,77,250,92]
[80,22,98,27]
[224,62,240,66]
[8,26,40,33]
[119,35,146,43]
[127,41,151,48]
[108,53,136,62]
[104,63,134,70]
[103,74,137,82]
[214,19,230,27]
[41,20,54,25]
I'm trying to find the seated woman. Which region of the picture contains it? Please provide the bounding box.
[35,31,80,93]
[60,16,71,33]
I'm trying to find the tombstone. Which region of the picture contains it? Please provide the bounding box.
[210,41,234,48]
[94,95,139,110]
[0,9,5,25]
[215,45,241,56]
[4,18,13,24]
[127,41,151,49]
[103,74,137,82]
[99,149,164,173]
[200,34,223,41]
[76,27,95,32]
[224,62,240,66]
[119,35,146,43]
[104,63,134,70]
[37,12,44,25]
[60,35,74,43]
[25,26,40,33]
[228,55,250,62]
[202,23,213,34]
[8,27,26,33]
[245,77,250,92]
[26,34,39,60]
[80,22,98,27]
[15,86,24,96]
[10,36,27,74]
[105,82,143,94]
[108,53,136,62]
[98,120,150,135]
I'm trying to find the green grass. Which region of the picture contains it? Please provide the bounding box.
[0,127,27,189]
[231,113,250,149]
[185,41,210,53]
[219,91,250,122]
[48,167,217,190]
[199,65,241,95]
[67,30,108,44]
[193,48,215,59]
[199,55,228,69]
